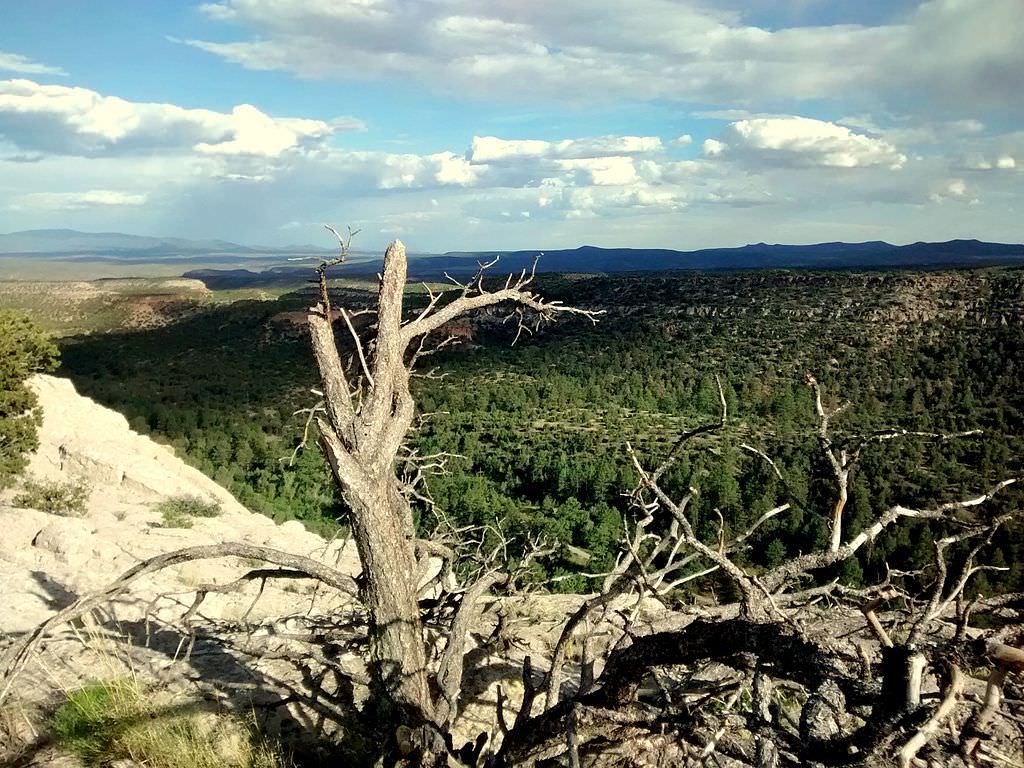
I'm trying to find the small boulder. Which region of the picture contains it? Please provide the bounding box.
[31,517,96,564]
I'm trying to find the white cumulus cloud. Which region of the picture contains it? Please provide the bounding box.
[958,130,1024,172]
[193,104,332,156]
[432,152,479,186]
[326,150,481,190]
[0,79,340,158]
[11,189,148,211]
[705,116,906,169]
[555,157,641,186]
[702,139,726,157]
[469,135,662,164]
[0,52,67,76]
[930,178,978,204]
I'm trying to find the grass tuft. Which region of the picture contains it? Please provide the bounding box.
[155,494,222,528]
[158,508,194,528]
[51,678,286,768]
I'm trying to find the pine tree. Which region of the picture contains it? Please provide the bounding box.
[0,311,59,488]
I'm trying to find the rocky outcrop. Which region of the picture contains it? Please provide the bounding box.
[24,375,251,509]
[2,375,363,627]
[0,376,365,754]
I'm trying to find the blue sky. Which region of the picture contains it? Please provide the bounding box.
[0,0,1021,252]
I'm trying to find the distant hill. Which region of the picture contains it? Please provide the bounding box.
[427,240,1024,274]
[182,239,1024,288]
[0,228,332,256]
[4,230,1022,284]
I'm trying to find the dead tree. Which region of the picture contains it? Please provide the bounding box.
[305,235,600,727]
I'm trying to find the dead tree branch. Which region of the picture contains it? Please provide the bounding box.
[0,542,359,705]
[803,372,986,553]
[761,478,1018,594]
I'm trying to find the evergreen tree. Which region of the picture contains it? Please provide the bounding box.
[0,311,59,488]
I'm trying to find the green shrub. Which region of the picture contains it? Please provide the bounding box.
[154,495,221,528]
[51,678,286,768]
[159,508,194,528]
[0,310,59,489]
[15,477,90,516]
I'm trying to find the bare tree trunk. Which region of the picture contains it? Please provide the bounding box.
[308,242,433,721]
[348,476,432,719]
[306,238,600,728]
[829,468,849,552]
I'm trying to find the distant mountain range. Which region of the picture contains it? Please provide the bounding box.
[186,239,1024,288]
[428,240,1024,273]
[2,230,1022,284]
[0,228,332,256]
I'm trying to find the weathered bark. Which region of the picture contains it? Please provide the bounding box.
[434,570,508,727]
[347,478,432,720]
[500,617,866,766]
[308,242,432,720]
[830,468,849,552]
[306,239,600,730]
[760,478,1018,593]
[897,664,964,768]
[877,647,926,720]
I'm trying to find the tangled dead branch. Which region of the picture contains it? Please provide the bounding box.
[0,542,359,704]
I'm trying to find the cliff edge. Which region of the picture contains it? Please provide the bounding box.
[0,376,369,764]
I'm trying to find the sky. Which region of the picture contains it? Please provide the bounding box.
[0,0,1021,252]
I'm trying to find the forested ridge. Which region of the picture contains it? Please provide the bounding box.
[58,267,1024,594]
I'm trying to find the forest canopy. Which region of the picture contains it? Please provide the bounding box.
[57,268,1024,594]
